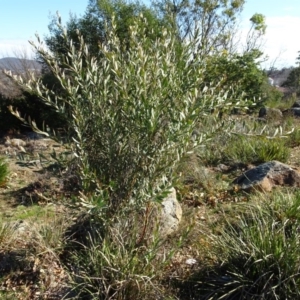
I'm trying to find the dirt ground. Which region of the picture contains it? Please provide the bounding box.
[0,132,79,299]
[0,133,64,214]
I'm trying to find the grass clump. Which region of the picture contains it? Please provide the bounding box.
[64,208,184,300]
[0,213,70,299]
[199,134,290,166]
[224,135,290,164]
[286,128,300,147]
[179,191,300,299]
[0,157,9,186]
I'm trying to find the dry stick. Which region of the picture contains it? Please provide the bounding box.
[136,201,151,246]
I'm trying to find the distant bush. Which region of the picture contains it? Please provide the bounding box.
[0,90,69,134]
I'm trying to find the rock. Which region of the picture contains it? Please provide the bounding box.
[292,100,300,108]
[215,164,230,172]
[233,161,300,192]
[284,107,300,117]
[159,187,182,236]
[5,137,27,147]
[258,107,283,120]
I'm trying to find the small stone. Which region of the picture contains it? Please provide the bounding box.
[185,258,197,265]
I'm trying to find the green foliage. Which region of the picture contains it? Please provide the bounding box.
[8,16,247,212]
[44,0,165,61]
[153,0,246,53]
[199,134,290,166]
[203,50,267,103]
[193,192,300,299]
[262,83,285,109]
[225,135,290,164]
[286,129,300,148]
[283,67,300,94]
[282,50,300,95]
[0,157,8,186]
[250,13,266,34]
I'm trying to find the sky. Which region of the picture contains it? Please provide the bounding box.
[0,0,300,69]
[240,0,300,69]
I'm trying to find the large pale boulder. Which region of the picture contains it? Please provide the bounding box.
[159,187,182,236]
[233,161,300,192]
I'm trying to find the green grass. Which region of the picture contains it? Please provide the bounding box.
[0,157,8,186]
[177,191,300,299]
[228,135,290,164]
[2,204,57,223]
[198,134,290,166]
[63,206,189,300]
[286,128,300,147]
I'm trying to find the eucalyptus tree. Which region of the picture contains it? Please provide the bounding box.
[152,0,245,55]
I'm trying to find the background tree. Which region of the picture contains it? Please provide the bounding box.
[282,51,300,95]
[44,0,166,62]
[152,0,246,55]
[244,13,266,53]
[203,49,268,104]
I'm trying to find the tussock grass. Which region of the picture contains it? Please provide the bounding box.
[286,128,300,147]
[198,134,290,166]
[176,191,300,299]
[64,207,186,300]
[0,157,8,186]
[0,212,71,299]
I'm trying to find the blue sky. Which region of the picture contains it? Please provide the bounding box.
[1,0,300,68]
[240,0,300,68]
[0,0,87,56]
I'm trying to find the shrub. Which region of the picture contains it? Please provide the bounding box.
[7,16,248,213]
